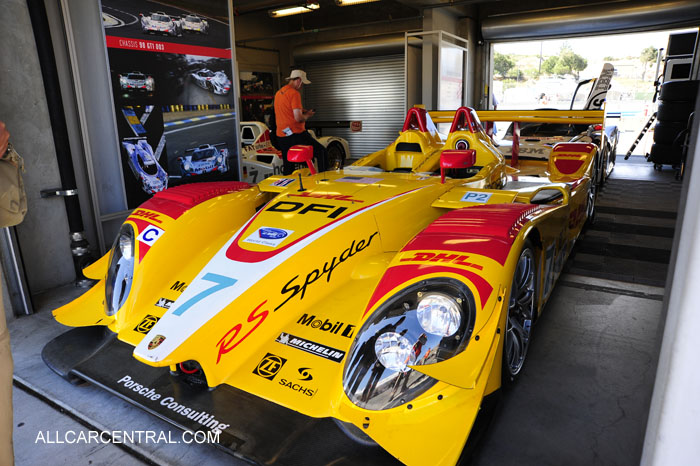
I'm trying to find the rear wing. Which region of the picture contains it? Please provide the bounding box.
[429,109,606,166]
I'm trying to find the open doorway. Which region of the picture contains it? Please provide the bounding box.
[491,28,697,157]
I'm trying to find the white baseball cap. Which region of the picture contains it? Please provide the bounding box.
[285,69,311,84]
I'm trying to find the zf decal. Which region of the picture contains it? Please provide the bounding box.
[216,301,269,364]
[134,315,160,334]
[276,332,345,363]
[267,201,348,219]
[155,298,174,309]
[400,251,483,271]
[276,232,379,311]
[297,313,355,338]
[253,353,286,380]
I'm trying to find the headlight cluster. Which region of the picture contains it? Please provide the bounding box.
[145,77,154,91]
[104,224,135,316]
[343,278,475,410]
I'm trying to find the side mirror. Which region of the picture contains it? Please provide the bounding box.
[440,149,476,183]
[287,145,316,175]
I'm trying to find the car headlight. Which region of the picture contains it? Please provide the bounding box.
[104,224,135,316]
[343,278,475,410]
[146,78,154,91]
[217,156,222,163]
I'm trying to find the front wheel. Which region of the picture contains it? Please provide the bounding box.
[502,241,537,387]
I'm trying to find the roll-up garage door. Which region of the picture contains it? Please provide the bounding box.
[302,55,404,159]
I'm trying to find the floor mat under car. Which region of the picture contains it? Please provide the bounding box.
[42,326,400,466]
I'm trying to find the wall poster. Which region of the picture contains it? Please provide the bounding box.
[101,1,238,208]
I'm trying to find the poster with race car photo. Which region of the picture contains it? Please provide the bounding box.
[101,0,239,208]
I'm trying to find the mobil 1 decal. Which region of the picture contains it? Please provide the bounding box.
[297,313,355,338]
[275,231,379,311]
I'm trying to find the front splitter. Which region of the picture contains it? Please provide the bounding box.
[42,327,399,465]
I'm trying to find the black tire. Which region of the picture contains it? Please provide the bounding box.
[326,142,346,170]
[659,80,700,102]
[502,240,537,388]
[657,101,695,122]
[649,143,684,166]
[653,121,688,145]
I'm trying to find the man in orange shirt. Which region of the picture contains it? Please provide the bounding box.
[274,69,328,175]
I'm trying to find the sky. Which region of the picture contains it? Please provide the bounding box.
[493,28,697,60]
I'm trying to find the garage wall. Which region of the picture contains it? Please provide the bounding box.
[0,0,75,300]
[301,55,405,158]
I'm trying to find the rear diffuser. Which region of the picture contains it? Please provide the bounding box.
[42,327,398,465]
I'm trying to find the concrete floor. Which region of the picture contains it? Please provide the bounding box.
[8,155,680,465]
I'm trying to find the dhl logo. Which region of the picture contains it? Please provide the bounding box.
[132,209,163,224]
[400,251,483,271]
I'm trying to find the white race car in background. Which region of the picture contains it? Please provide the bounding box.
[178,143,229,177]
[181,14,209,34]
[121,138,168,194]
[191,69,231,95]
[239,121,351,183]
[140,12,181,37]
[118,71,154,95]
[495,63,618,184]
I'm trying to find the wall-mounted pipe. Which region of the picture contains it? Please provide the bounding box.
[482,0,700,41]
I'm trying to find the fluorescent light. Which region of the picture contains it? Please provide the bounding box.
[335,0,380,5]
[269,2,320,18]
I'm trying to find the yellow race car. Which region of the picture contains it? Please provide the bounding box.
[49,106,599,465]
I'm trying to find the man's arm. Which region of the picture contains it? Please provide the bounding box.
[293,108,315,123]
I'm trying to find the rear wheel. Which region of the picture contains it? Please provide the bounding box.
[327,142,346,170]
[502,241,536,387]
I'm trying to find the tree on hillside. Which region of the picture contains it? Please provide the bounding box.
[494,52,515,78]
[541,45,588,79]
[640,46,659,81]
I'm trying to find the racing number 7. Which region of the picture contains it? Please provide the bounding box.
[171,273,237,316]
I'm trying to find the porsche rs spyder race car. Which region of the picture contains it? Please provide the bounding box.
[178,143,229,177]
[118,72,155,95]
[181,14,209,34]
[240,120,350,183]
[140,12,182,36]
[53,106,598,465]
[191,69,231,95]
[121,137,168,194]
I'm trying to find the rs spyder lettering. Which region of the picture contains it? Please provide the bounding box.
[216,301,269,364]
[276,232,379,311]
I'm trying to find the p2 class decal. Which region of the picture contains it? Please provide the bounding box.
[461,191,493,203]
[275,333,346,363]
[252,352,286,380]
[242,226,294,247]
[137,224,165,246]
